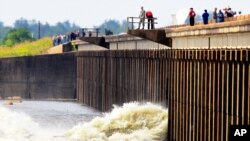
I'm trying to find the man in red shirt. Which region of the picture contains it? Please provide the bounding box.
[189,8,196,26]
[146,11,154,29]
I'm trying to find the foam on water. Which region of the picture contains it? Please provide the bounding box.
[0,101,168,141]
[0,100,99,141]
[0,106,63,141]
[65,102,168,141]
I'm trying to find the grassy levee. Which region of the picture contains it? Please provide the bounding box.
[0,37,52,58]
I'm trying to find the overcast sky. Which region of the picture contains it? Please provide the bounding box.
[0,0,249,27]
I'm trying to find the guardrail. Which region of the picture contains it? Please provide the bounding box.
[79,28,100,37]
[127,17,158,30]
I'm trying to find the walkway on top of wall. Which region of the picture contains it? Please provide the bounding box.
[165,14,250,37]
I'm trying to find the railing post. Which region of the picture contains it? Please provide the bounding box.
[127,17,129,30]
[132,17,134,30]
[96,28,99,37]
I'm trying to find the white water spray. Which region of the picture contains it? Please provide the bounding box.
[65,102,168,141]
[0,106,61,141]
[0,102,168,141]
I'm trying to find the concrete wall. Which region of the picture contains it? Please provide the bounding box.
[78,41,108,51]
[109,40,168,50]
[47,42,73,54]
[0,53,76,99]
[76,49,250,141]
[75,34,169,51]
[172,32,250,49]
[106,34,169,50]
[166,18,250,49]
[76,50,169,111]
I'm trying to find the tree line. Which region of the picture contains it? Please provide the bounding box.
[0,18,127,46]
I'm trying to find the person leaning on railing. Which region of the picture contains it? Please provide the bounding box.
[146,10,154,29]
[138,6,145,29]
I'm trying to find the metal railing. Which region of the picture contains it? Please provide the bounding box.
[127,17,158,30]
[79,28,100,37]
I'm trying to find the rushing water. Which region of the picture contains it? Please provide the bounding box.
[0,100,168,141]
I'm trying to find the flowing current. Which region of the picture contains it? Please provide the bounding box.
[0,101,168,141]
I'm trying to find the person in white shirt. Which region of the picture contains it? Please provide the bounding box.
[138,6,145,29]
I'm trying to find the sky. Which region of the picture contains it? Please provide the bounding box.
[0,0,250,28]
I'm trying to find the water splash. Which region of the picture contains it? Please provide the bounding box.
[65,102,168,141]
[0,106,62,141]
[0,102,168,141]
[0,101,91,141]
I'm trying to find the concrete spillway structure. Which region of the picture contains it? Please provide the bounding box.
[79,37,110,49]
[75,34,170,50]
[166,14,250,49]
[1,14,250,141]
[162,15,250,141]
[127,29,172,47]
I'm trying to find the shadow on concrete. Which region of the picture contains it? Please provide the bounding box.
[63,42,74,52]
[79,37,110,49]
[127,29,172,47]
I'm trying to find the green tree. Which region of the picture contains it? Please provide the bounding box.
[0,21,11,44]
[3,28,32,47]
[13,18,80,39]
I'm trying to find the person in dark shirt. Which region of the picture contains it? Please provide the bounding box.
[213,7,218,23]
[227,8,235,17]
[70,32,75,41]
[189,8,196,26]
[217,10,225,22]
[81,29,86,37]
[202,9,209,25]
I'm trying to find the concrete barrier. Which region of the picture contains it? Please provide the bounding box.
[0,53,76,99]
[47,42,73,54]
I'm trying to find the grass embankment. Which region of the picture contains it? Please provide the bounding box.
[0,37,52,58]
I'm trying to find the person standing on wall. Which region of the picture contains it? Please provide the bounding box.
[202,9,209,24]
[226,7,235,17]
[189,8,196,26]
[138,6,145,29]
[218,10,225,22]
[146,10,154,29]
[213,7,218,23]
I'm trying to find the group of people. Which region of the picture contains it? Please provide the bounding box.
[213,7,239,23]
[52,29,91,46]
[138,6,155,30]
[52,32,79,46]
[189,7,240,26]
